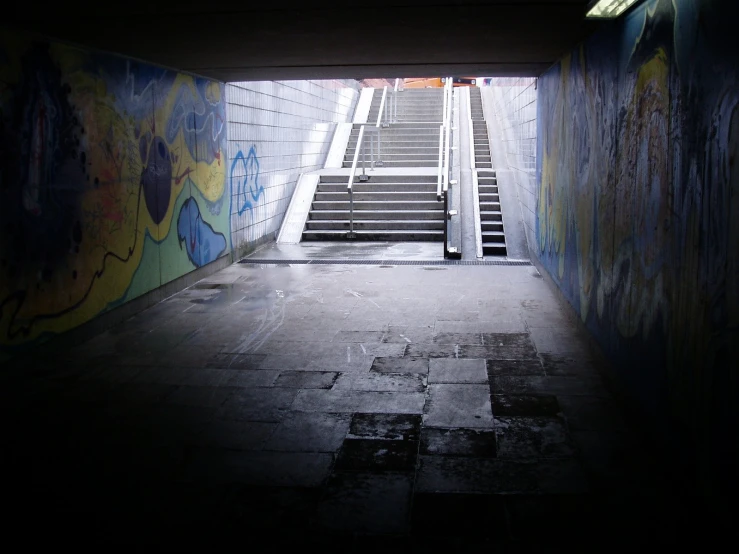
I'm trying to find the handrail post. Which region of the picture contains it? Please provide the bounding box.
[362,134,367,179]
[442,80,448,127]
[437,125,444,201]
[347,125,367,239]
[375,87,388,166]
[370,130,375,169]
[378,128,382,164]
[349,188,354,235]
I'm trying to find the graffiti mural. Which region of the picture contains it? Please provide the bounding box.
[536,0,738,498]
[0,32,230,351]
[232,146,263,216]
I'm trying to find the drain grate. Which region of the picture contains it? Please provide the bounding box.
[238,258,531,266]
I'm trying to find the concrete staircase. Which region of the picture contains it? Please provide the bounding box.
[302,88,446,241]
[343,89,444,168]
[471,87,506,255]
[478,173,506,255]
[470,88,493,169]
[301,174,444,241]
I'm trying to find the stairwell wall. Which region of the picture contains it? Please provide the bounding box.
[487,78,538,251]
[226,80,360,257]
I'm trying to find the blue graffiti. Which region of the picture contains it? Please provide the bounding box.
[231,146,264,215]
[177,197,227,267]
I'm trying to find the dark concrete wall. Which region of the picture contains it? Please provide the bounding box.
[535,0,738,502]
[0,31,231,357]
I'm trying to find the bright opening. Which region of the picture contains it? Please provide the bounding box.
[586,0,641,19]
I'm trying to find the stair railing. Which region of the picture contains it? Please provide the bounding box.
[439,77,456,257]
[347,125,369,238]
[436,124,444,201]
[373,86,389,167]
[392,78,401,123]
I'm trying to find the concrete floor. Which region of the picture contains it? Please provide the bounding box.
[1,243,705,550]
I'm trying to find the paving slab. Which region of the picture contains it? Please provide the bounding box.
[348,413,422,441]
[424,384,494,428]
[335,438,418,471]
[428,358,488,383]
[332,372,427,393]
[292,389,425,414]
[264,412,351,452]
[490,394,562,417]
[494,416,576,458]
[420,428,497,458]
[273,371,340,389]
[371,356,429,374]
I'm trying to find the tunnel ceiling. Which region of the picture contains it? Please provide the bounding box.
[5,1,599,82]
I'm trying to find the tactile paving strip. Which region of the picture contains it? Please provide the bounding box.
[238,258,532,266]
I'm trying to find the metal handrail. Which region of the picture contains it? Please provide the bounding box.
[468,88,476,170]
[347,125,368,237]
[442,80,448,129]
[443,78,452,193]
[436,125,444,201]
[372,86,388,166]
[376,86,388,127]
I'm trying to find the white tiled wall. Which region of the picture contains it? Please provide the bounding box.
[489,78,538,250]
[226,79,360,255]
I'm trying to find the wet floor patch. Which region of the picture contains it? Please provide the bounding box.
[371,356,429,374]
[420,428,497,458]
[486,359,545,376]
[490,394,561,417]
[348,413,422,441]
[273,371,340,389]
[494,416,575,458]
[335,438,418,471]
[433,332,483,345]
[191,283,234,290]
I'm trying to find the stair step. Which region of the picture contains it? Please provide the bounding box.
[481,221,504,231]
[313,200,443,210]
[479,193,500,202]
[346,146,439,153]
[318,183,438,192]
[320,175,437,184]
[302,229,444,241]
[309,210,443,220]
[482,231,506,242]
[480,210,503,221]
[342,161,439,168]
[315,192,439,202]
[355,123,443,129]
[343,157,440,163]
[305,219,444,230]
[482,243,507,255]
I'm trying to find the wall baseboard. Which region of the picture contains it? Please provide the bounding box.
[1,253,233,372]
[528,247,701,499]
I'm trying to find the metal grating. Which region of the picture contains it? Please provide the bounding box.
[239,258,531,266]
